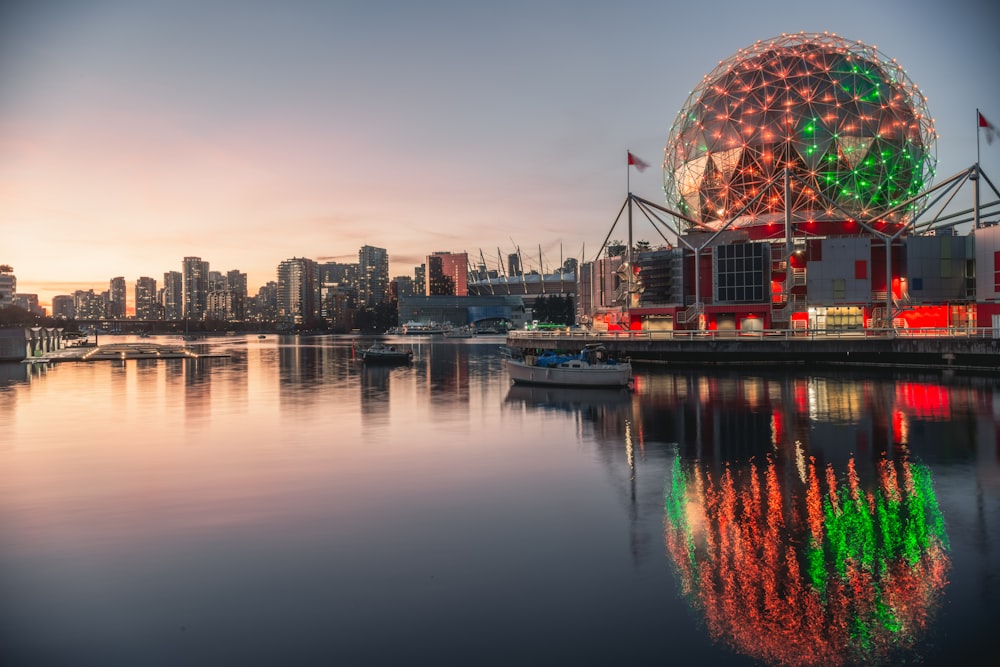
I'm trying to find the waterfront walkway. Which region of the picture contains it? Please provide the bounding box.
[507,328,1000,371]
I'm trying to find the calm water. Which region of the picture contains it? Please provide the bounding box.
[1,335,998,666]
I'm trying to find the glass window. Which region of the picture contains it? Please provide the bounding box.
[833,278,846,300]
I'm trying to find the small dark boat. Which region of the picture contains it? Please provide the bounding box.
[361,343,413,364]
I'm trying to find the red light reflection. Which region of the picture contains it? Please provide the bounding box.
[664,455,949,666]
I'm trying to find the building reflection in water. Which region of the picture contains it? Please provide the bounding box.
[505,384,658,563]
[664,453,949,666]
[419,342,471,417]
[278,337,355,390]
[360,362,392,419]
[649,371,956,667]
[504,384,632,426]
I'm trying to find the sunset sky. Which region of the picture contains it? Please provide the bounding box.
[2,0,998,309]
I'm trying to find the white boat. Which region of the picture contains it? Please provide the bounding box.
[361,343,413,364]
[443,325,476,339]
[503,344,632,387]
[400,321,447,335]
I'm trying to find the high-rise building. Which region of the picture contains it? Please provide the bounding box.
[207,289,234,321]
[426,255,450,296]
[277,257,319,326]
[426,251,468,296]
[560,258,579,275]
[182,257,209,320]
[227,270,247,321]
[135,277,158,320]
[163,271,182,320]
[248,281,278,322]
[392,276,417,300]
[414,264,426,296]
[508,253,522,277]
[52,295,75,319]
[318,262,357,328]
[0,265,16,308]
[208,271,226,293]
[318,262,358,301]
[109,277,127,318]
[321,287,354,332]
[13,294,44,316]
[358,245,389,306]
[73,289,105,319]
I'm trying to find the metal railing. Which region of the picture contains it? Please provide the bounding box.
[675,302,704,324]
[508,326,999,341]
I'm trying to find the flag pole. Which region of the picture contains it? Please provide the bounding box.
[626,149,631,195]
[975,109,982,229]
[626,150,633,317]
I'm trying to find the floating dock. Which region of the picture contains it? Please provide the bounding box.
[21,343,229,363]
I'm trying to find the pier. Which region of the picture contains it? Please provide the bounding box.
[20,342,229,363]
[506,329,1000,371]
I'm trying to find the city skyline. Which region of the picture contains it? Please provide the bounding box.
[6,244,503,318]
[3,0,998,310]
[6,240,556,314]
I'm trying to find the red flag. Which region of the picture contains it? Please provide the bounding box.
[980,111,995,145]
[628,151,649,171]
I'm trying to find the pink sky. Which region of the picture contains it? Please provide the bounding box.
[2,0,997,310]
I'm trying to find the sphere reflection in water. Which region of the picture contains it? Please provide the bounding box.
[663,453,950,666]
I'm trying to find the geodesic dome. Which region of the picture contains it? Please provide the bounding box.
[663,32,936,229]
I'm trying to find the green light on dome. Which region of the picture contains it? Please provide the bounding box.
[663,33,936,226]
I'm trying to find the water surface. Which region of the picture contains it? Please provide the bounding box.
[1,335,997,665]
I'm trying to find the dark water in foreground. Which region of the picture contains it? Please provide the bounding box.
[1,335,998,666]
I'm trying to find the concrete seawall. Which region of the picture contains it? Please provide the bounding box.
[0,327,64,362]
[506,332,1000,371]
